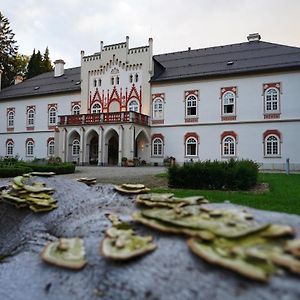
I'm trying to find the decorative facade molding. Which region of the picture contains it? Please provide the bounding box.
[263,129,282,141]
[221,131,238,142]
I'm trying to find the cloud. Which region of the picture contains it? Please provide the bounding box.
[2,0,300,67]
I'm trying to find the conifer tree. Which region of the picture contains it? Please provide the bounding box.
[42,47,53,72]
[26,49,37,79]
[0,11,18,88]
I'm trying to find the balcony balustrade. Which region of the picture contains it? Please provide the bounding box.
[58,111,150,126]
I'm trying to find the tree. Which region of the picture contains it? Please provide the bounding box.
[42,47,53,72]
[13,53,30,77]
[26,48,53,79]
[0,11,18,88]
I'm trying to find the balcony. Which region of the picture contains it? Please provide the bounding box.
[58,111,150,127]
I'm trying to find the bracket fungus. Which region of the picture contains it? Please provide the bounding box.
[114,183,150,194]
[100,214,156,260]
[41,238,87,270]
[0,175,57,212]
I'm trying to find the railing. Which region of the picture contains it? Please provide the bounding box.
[58,111,150,126]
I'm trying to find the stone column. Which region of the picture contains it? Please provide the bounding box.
[129,125,135,160]
[62,128,68,162]
[97,126,103,166]
[79,127,85,165]
[118,125,124,166]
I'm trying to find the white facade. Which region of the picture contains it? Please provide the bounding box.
[0,92,79,160]
[151,72,300,170]
[0,37,299,170]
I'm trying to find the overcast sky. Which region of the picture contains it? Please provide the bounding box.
[2,0,300,68]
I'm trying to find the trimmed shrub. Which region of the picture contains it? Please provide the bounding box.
[0,166,32,178]
[18,162,76,175]
[168,159,258,190]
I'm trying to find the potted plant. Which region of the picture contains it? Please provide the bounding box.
[121,157,128,167]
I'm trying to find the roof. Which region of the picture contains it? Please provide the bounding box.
[0,67,81,100]
[151,41,300,82]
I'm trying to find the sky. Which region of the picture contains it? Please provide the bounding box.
[2,0,300,68]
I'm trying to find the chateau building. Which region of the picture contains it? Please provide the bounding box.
[0,34,300,170]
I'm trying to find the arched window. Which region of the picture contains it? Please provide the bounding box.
[6,140,14,157]
[98,79,102,86]
[129,74,133,83]
[72,139,80,156]
[27,109,35,126]
[222,136,236,156]
[7,111,14,128]
[223,92,235,115]
[91,103,101,114]
[116,76,120,85]
[185,137,197,156]
[152,138,163,156]
[48,107,57,125]
[186,95,197,116]
[265,88,279,112]
[72,105,80,115]
[265,135,280,156]
[26,140,34,157]
[111,77,114,85]
[48,140,55,156]
[128,99,139,112]
[135,73,139,82]
[153,98,164,119]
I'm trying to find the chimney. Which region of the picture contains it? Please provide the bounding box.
[54,59,65,77]
[247,33,261,42]
[14,75,23,85]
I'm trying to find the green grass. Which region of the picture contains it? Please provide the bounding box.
[153,173,300,215]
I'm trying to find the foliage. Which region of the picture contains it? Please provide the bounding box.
[152,173,300,216]
[12,53,30,78]
[168,159,258,190]
[0,11,18,88]
[0,156,75,177]
[20,162,76,174]
[26,47,53,79]
[0,166,32,178]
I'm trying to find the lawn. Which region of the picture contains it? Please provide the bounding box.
[152,173,300,215]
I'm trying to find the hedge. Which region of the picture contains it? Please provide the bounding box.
[168,159,259,190]
[18,162,76,175]
[0,166,33,178]
[0,163,75,178]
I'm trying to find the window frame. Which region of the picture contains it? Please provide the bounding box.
[6,141,14,157]
[222,91,236,116]
[152,98,164,120]
[185,137,198,157]
[185,94,198,117]
[72,139,80,156]
[91,102,102,114]
[222,136,236,157]
[152,138,164,157]
[7,111,15,128]
[48,140,55,156]
[264,87,280,113]
[27,108,35,127]
[128,99,139,112]
[48,107,57,125]
[26,140,34,157]
[264,134,280,157]
[72,105,81,115]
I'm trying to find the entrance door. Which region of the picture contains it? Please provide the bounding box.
[89,136,98,165]
[108,136,118,165]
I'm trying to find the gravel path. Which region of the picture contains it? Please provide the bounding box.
[59,166,167,187]
[62,166,166,179]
